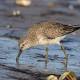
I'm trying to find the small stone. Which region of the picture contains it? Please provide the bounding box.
[12,10,17,16]
[12,10,21,16]
[47,75,58,80]
[6,25,12,28]
[68,5,74,10]
[16,10,21,15]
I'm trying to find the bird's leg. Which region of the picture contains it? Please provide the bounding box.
[16,48,22,64]
[44,46,49,69]
[60,43,68,71]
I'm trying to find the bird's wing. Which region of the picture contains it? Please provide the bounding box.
[43,22,78,39]
[43,28,57,40]
[44,34,55,39]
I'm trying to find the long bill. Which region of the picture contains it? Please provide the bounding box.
[16,48,22,64]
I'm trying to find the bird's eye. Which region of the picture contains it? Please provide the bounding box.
[21,44,25,48]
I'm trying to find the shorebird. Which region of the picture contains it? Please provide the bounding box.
[16,21,80,68]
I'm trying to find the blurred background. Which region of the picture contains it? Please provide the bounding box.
[0,0,80,80]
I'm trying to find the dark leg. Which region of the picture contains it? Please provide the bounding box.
[16,48,22,64]
[60,44,68,71]
[45,46,48,69]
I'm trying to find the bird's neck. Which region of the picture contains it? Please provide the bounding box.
[19,39,37,51]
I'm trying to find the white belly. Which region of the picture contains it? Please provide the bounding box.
[38,35,66,45]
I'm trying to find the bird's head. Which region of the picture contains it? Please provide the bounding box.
[16,35,38,63]
[19,38,31,52]
[16,38,31,63]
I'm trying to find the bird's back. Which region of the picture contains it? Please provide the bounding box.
[20,21,80,43]
[27,21,80,39]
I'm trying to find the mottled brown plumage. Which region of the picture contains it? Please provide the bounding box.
[19,21,80,50]
[16,21,80,64]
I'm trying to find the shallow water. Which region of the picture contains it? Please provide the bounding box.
[0,35,80,79]
[0,0,80,80]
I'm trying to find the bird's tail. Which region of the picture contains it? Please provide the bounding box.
[73,26,80,31]
[69,26,80,35]
[62,25,80,36]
